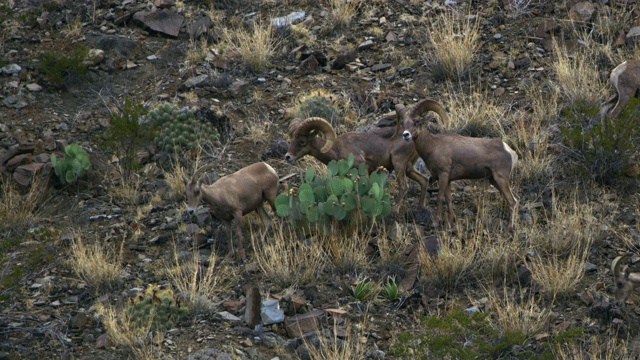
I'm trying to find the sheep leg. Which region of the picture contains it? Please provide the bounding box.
[489,175,519,230]
[406,169,429,207]
[609,92,630,118]
[255,205,273,233]
[444,181,455,226]
[231,210,246,262]
[434,174,450,227]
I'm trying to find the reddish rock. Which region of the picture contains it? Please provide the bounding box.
[284,309,326,338]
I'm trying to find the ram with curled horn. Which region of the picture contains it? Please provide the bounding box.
[182,162,280,262]
[611,255,640,305]
[285,114,441,207]
[398,98,519,230]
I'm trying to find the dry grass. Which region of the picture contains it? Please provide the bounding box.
[0,177,47,232]
[324,225,371,274]
[163,158,188,201]
[505,0,533,18]
[251,223,328,288]
[220,18,278,72]
[301,323,367,360]
[418,230,478,290]
[95,303,161,360]
[441,84,508,138]
[528,245,591,301]
[553,335,636,360]
[109,171,144,205]
[483,285,550,337]
[376,222,416,264]
[423,11,481,81]
[550,38,608,105]
[69,236,124,295]
[326,0,362,31]
[165,242,234,314]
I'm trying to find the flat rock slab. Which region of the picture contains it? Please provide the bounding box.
[133,9,184,37]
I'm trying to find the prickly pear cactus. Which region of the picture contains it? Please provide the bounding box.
[149,104,220,153]
[275,153,392,233]
[126,284,189,331]
[51,144,91,185]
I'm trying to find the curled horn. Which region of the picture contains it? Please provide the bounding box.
[295,117,337,153]
[408,99,450,125]
[189,163,215,184]
[394,104,409,137]
[288,118,304,138]
[612,255,629,277]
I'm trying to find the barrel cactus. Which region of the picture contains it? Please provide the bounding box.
[149,104,220,153]
[290,92,339,123]
[126,284,189,331]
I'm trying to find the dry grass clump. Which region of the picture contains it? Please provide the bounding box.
[550,38,608,105]
[418,230,479,290]
[376,222,416,264]
[251,223,328,288]
[69,236,124,295]
[163,159,188,201]
[220,18,278,72]
[0,177,47,232]
[164,243,234,313]
[326,0,362,31]
[528,245,591,301]
[423,11,481,81]
[482,285,550,337]
[301,324,367,360]
[95,304,160,360]
[441,85,508,138]
[325,226,372,274]
[553,335,636,360]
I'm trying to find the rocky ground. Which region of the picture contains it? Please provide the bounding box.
[1,0,640,359]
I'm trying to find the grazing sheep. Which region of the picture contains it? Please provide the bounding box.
[604,60,640,118]
[183,162,279,261]
[611,255,640,305]
[398,99,519,229]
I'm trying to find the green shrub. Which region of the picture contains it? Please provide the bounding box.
[380,276,400,301]
[559,99,639,185]
[290,93,339,122]
[126,284,189,331]
[101,97,153,174]
[51,144,91,185]
[149,103,220,153]
[39,47,89,88]
[275,154,392,233]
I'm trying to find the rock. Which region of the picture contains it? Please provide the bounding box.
[298,54,319,74]
[218,311,241,321]
[513,56,531,69]
[13,162,45,190]
[332,48,357,70]
[3,94,29,109]
[184,348,233,360]
[153,0,175,8]
[244,286,262,327]
[186,16,213,38]
[568,2,599,24]
[273,11,305,28]
[357,39,375,51]
[386,31,398,42]
[6,154,33,172]
[1,63,21,75]
[229,80,249,97]
[85,49,105,65]
[261,299,284,325]
[95,333,112,349]
[69,312,91,328]
[26,83,43,92]
[183,74,210,89]
[626,26,640,44]
[132,9,184,37]
[284,309,326,337]
[370,63,392,72]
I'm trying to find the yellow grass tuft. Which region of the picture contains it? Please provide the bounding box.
[95,303,160,360]
[70,236,124,294]
[418,230,478,290]
[220,18,278,72]
[483,285,550,337]
[0,177,47,233]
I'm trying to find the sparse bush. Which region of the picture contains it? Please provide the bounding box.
[327,0,362,31]
[101,97,153,174]
[51,144,91,185]
[220,18,278,72]
[418,233,478,290]
[275,154,392,234]
[39,47,89,88]
[551,39,608,105]
[150,103,220,154]
[558,100,639,185]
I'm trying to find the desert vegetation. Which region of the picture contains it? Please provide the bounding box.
[0,0,639,359]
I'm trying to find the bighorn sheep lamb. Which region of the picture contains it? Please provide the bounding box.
[604,60,640,118]
[285,117,430,207]
[183,162,279,261]
[611,255,640,305]
[398,99,519,229]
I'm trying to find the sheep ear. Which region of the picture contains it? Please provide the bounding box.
[197,174,206,185]
[182,173,190,184]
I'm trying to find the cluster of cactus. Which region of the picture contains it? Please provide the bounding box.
[149,103,220,153]
[51,144,91,185]
[125,284,189,331]
[275,154,391,232]
[292,93,339,122]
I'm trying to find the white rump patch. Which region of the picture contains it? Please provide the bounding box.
[502,142,518,171]
[264,162,278,177]
[610,61,628,89]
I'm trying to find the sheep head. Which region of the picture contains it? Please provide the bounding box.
[611,255,640,305]
[398,99,450,141]
[285,117,337,163]
[182,166,212,213]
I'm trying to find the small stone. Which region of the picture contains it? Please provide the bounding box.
[26,83,43,92]
[1,63,21,74]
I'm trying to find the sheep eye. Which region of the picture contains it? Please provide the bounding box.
[617,281,624,288]
[299,140,307,146]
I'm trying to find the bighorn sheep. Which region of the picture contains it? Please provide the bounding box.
[183,162,279,261]
[398,99,519,230]
[285,117,430,207]
[611,255,640,305]
[604,60,640,118]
